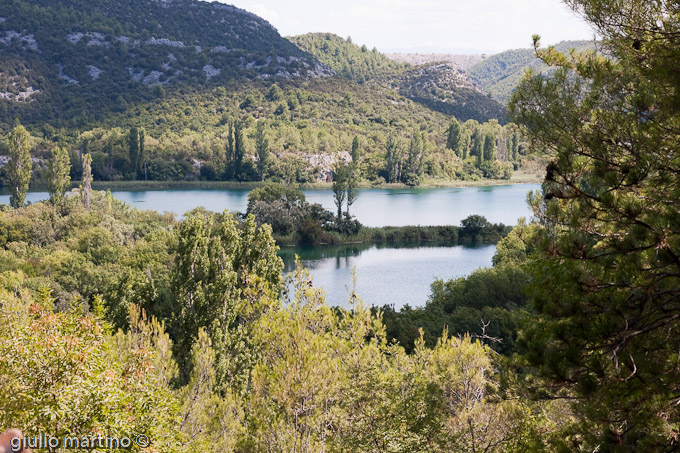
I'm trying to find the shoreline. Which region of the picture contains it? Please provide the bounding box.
[81,173,542,191]
[2,172,543,194]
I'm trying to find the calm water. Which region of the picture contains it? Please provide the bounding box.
[279,243,497,309]
[2,184,539,226]
[2,184,537,307]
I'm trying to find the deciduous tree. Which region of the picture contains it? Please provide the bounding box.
[6,125,32,209]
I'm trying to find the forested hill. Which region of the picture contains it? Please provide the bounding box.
[291,33,507,124]
[0,0,331,127]
[467,40,595,103]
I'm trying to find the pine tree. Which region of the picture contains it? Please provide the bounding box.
[511,2,680,446]
[47,146,71,205]
[6,125,32,209]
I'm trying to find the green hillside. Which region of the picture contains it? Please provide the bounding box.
[289,33,405,83]
[0,0,329,128]
[0,0,527,187]
[468,40,596,103]
[291,33,507,124]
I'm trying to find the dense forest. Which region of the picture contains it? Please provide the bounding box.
[1,0,679,451]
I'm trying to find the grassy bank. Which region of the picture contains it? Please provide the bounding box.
[274,224,511,247]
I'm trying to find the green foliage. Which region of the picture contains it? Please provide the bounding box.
[511,2,680,448]
[254,121,270,180]
[0,286,182,452]
[291,32,508,124]
[290,33,405,83]
[0,195,554,450]
[331,162,348,220]
[6,124,32,208]
[47,146,71,205]
[81,153,92,209]
[172,210,283,391]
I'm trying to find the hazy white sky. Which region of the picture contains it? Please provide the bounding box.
[216,0,596,54]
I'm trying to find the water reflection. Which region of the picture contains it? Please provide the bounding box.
[279,242,496,309]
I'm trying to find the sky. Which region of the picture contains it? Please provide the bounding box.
[215,0,596,54]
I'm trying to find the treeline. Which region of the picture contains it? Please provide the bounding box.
[2,103,531,188]
[380,223,533,355]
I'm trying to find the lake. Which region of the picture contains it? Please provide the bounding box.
[279,243,497,309]
[2,183,539,226]
[1,184,539,308]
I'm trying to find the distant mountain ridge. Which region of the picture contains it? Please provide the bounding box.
[468,40,596,103]
[387,40,596,104]
[291,33,507,123]
[386,53,486,71]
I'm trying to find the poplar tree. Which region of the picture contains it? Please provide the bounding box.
[82,153,92,210]
[446,118,462,157]
[471,127,483,167]
[482,131,496,162]
[385,132,402,183]
[6,125,32,209]
[172,211,283,392]
[332,163,348,221]
[129,127,139,175]
[225,120,235,179]
[47,146,71,205]
[233,121,244,180]
[255,122,270,181]
[137,128,145,178]
[347,136,360,216]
